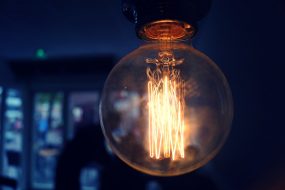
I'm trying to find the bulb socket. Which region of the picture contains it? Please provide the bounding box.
[138,20,195,41]
[122,0,212,40]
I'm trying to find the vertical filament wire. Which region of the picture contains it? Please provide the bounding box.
[147,62,185,160]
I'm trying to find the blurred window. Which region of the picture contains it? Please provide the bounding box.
[2,89,24,188]
[80,164,101,190]
[32,92,64,189]
[68,92,100,139]
[69,92,100,189]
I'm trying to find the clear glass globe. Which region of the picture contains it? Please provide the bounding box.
[100,42,233,176]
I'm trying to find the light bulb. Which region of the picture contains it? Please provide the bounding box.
[100,18,233,176]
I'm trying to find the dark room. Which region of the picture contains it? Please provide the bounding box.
[0,0,284,190]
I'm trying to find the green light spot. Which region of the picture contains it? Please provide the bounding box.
[36,49,47,59]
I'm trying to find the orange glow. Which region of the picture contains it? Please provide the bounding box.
[139,20,194,41]
[147,51,185,160]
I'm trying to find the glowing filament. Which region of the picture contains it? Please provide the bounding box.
[147,70,185,160]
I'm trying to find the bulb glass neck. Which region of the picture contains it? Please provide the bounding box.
[138,20,195,42]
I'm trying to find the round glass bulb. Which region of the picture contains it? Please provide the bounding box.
[100,42,233,176]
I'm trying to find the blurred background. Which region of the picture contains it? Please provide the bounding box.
[0,0,285,190]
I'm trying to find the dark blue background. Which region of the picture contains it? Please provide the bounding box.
[0,0,285,189]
